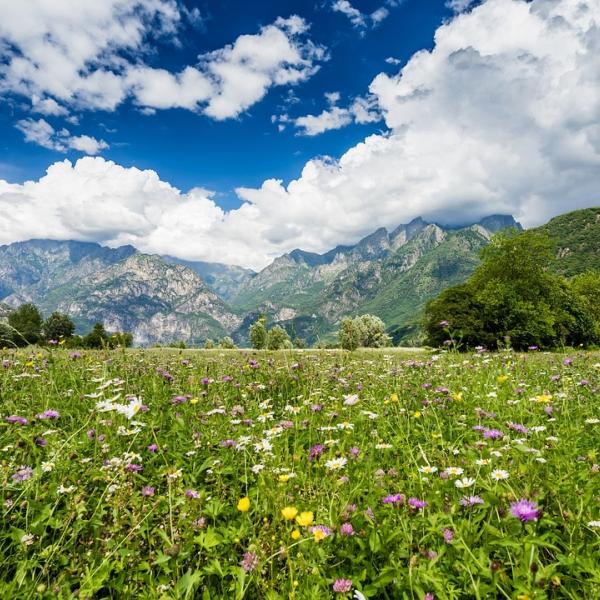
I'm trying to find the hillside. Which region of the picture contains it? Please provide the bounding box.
[0,241,241,346]
[229,216,519,345]
[533,207,600,276]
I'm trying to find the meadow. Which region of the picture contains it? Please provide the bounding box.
[0,347,599,599]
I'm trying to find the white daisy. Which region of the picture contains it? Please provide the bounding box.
[418,465,438,475]
[445,467,464,477]
[455,477,476,489]
[325,457,347,471]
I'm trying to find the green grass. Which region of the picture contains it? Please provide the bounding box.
[1,347,599,598]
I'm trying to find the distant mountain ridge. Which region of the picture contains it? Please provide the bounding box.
[1,209,596,347]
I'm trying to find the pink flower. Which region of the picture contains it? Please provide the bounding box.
[333,579,352,593]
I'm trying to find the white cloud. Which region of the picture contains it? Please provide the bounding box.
[68,135,109,155]
[371,7,390,23]
[16,119,108,155]
[2,0,600,271]
[332,1,366,27]
[291,93,381,135]
[446,0,478,12]
[0,3,325,119]
[331,0,394,30]
[294,106,354,136]
[31,96,69,117]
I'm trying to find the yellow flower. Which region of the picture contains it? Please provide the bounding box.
[497,375,508,383]
[278,474,290,483]
[189,398,199,405]
[390,393,399,402]
[313,528,327,542]
[291,529,301,540]
[452,392,463,401]
[237,497,250,512]
[281,506,298,520]
[535,394,553,403]
[296,511,314,527]
[413,411,422,418]
[517,595,530,600]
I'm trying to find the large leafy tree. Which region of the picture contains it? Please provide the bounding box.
[8,303,43,346]
[424,231,599,350]
[338,314,392,350]
[84,323,109,349]
[43,312,75,341]
[249,316,268,350]
[266,325,291,350]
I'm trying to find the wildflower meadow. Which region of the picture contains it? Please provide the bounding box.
[1,347,599,599]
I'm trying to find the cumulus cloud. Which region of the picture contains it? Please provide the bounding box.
[290,93,381,135]
[0,2,325,119]
[31,96,69,117]
[16,119,108,154]
[2,0,600,270]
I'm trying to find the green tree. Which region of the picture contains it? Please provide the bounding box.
[249,316,268,350]
[266,325,291,350]
[109,332,133,348]
[204,339,215,349]
[339,317,360,350]
[355,314,392,348]
[338,314,391,350]
[423,284,490,348]
[84,323,109,349]
[8,303,43,346]
[219,336,236,349]
[43,311,75,342]
[424,231,600,350]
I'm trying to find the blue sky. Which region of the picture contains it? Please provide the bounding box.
[0,0,456,210]
[1,0,598,269]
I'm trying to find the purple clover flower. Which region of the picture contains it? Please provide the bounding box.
[308,444,324,462]
[340,522,355,536]
[460,495,484,507]
[508,422,528,434]
[510,499,540,522]
[142,486,155,497]
[241,551,259,573]
[408,497,427,509]
[36,410,60,420]
[333,579,352,593]
[483,428,504,439]
[12,466,33,482]
[441,528,454,543]
[5,415,28,425]
[382,493,405,505]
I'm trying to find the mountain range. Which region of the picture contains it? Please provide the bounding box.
[0,208,597,346]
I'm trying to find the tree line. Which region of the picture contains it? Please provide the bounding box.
[0,303,133,349]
